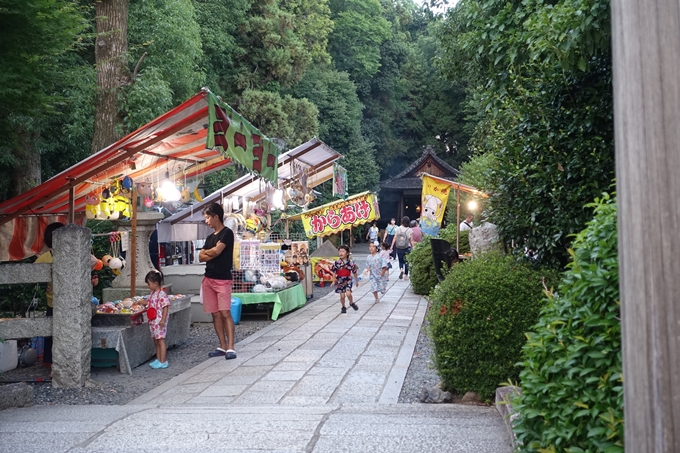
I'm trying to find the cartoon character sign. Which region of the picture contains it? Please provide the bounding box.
[420,175,451,237]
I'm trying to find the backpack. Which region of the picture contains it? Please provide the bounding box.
[395,227,409,249]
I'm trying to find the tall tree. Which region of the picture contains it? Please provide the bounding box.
[125,0,205,129]
[289,67,380,192]
[437,0,614,267]
[328,0,391,92]
[91,0,129,152]
[0,0,88,201]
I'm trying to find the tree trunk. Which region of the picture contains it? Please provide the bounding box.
[91,0,129,154]
[612,1,680,451]
[9,128,42,198]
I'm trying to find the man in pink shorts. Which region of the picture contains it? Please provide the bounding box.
[199,202,237,360]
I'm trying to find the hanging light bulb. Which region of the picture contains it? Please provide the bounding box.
[160,172,181,202]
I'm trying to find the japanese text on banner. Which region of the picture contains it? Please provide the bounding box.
[420,175,450,237]
[301,193,379,238]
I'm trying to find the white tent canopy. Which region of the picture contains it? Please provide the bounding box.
[157,138,341,242]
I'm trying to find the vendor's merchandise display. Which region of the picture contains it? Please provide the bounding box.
[230,240,308,293]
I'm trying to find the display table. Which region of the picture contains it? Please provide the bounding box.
[91,295,192,374]
[232,283,306,321]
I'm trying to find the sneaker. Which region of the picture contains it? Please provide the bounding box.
[150,361,168,369]
[341,306,347,314]
[350,303,358,311]
[158,361,168,369]
[149,359,160,367]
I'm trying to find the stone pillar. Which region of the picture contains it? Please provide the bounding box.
[105,211,164,300]
[52,224,92,388]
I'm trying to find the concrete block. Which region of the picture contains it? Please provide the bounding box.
[0,263,51,285]
[0,318,52,340]
[0,383,33,411]
[495,386,521,443]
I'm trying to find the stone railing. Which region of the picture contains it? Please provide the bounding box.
[0,224,92,388]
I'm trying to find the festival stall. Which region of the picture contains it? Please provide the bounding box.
[286,191,380,283]
[0,88,281,372]
[156,138,342,321]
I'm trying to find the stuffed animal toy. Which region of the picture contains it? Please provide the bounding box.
[137,182,153,196]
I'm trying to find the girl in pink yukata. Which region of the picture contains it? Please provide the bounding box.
[141,270,170,369]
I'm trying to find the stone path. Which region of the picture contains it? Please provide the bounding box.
[0,263,511,453]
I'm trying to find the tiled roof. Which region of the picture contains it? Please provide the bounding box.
[380,145,459,189]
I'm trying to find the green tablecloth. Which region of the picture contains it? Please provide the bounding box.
[232,283,306,321]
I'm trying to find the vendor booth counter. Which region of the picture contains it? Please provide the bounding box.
[163,263,308,322]
[233,283,305,321]
[91,295,191,374]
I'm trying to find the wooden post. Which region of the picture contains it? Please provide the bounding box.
[612,2,680,450]
[130,189,137,297]
[456,186,461,251]
[68,186,75,224]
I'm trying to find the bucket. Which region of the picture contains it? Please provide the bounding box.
[0,340,18,372]
[231,297,242,325]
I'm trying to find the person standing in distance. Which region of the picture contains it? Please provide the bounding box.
[460,213,474,231]
[200,203,237,360]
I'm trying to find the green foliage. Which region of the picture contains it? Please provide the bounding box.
[407,224,464,296]
[236,89,319,148]
[328,0,392,86]
[407,240,438,296]
[434,0,615,268]
[281,0,334,65]
[428,251,559,400]
[120,67,174,132]
[287,66,379,192]
[0,0,90,201]
[512,194,622,452]
[127,0,205,124]
[203,166,239,196]
[0,279,46,318]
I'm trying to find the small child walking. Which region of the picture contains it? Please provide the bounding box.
[331,245,359,313]
[380,241,392,284]
[366,241,388,302]
[141,270,170,369]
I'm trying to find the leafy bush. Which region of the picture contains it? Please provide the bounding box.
[512,194,622,452]
[428,251,559,400]
[407,225,468,296]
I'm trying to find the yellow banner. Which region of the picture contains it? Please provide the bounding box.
[420,175,451,236]
[299,192,380,238]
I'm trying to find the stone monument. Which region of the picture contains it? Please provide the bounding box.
[103,211,166,301]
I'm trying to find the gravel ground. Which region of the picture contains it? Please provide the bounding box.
[0,285,441,406]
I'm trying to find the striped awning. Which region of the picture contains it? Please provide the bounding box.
[0,88,274,261]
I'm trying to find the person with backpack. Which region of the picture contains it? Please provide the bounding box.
[390,216,414,280]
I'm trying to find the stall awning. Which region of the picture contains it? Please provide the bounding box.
[157,138,342,242]
[286,192,380,238]
[0,88,276,261]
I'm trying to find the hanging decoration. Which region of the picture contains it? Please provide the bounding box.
[206,92,279,184]
[333,163,348,199]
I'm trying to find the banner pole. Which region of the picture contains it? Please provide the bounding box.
[456,186,461,251]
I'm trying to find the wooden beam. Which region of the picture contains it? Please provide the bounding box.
[612,1,680,450]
